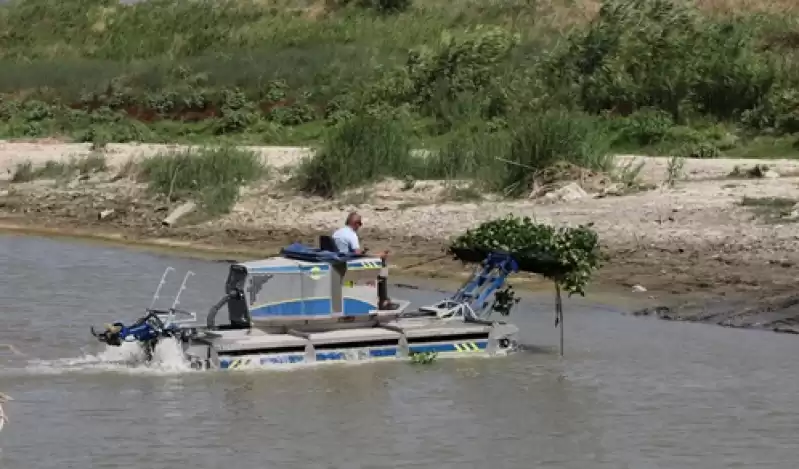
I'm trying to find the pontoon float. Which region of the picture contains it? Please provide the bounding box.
[90,242,522,369]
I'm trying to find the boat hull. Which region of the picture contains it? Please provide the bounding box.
[181,317,519,370]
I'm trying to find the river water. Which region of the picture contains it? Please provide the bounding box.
[0,234,797,468]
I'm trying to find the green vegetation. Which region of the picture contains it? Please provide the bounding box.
[138,146,266,215]
[10,146,264,217]
[293,114,416,197]
[3,0,799,196]
[449,215,603,296]
[11,153,107,182]
[739,196,799,223]
[294,109,616,197]
[409,351,438,364]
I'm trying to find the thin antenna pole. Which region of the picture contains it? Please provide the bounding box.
[167,271,194,327]
[149,267,175,311]
[171,271,195,310]
[556,282,564,357]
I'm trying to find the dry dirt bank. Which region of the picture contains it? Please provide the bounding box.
[3,141,799,332]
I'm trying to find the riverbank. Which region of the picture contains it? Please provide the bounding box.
[3,141,799,332]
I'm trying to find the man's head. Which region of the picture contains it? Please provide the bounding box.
[345,211,362,231]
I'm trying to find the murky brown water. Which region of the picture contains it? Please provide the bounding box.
[1,234,798,468]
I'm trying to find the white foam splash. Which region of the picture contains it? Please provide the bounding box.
[12,338,195,376]
[0,392,9,434]
[148,337,193,373]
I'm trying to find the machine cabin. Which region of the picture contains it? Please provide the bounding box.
[223,243,387,328]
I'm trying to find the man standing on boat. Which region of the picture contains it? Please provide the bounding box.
[332,212,395,310]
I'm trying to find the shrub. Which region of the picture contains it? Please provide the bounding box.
[360,0,412,14]
[677,141,720,159]
[138,146,265,215]
[740,87,799,135]
[498,111,613,197]
[406,26,519,118]
[329,0,413,14]
[293,113,418,197]
[424,126,509,183]
[604,108,675,147]
[554,0,776,122]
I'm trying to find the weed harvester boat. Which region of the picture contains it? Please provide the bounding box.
[89,239,523,370]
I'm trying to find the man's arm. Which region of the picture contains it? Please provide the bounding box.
[349,232,364,255]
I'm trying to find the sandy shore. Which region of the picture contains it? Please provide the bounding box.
[3,140,799,332]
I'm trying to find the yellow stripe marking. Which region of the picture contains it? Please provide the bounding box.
[229,358,253,369]
[452,342,481,352]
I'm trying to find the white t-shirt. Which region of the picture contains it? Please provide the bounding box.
[332,226,360,253]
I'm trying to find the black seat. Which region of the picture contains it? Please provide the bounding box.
[319,235,338,252]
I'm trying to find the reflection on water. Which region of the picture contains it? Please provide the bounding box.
[1,233,798,468]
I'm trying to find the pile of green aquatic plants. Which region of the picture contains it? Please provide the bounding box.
[409,351,438,365]
[449,216,603,297]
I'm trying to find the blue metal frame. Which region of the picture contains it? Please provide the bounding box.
[450,252,519,314]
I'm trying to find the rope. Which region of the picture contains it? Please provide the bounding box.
[397,254,450,271]
[555,283,564,357]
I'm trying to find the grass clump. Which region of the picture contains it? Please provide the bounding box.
[430,110,615,196]
[497,111,613,196]
[10,161,35,182]
[71,153,108,175]
[299,109,615,198]
[293,113,419,197]
[138,146,266,215]
[739,196,798,223]
[10,154,107,182]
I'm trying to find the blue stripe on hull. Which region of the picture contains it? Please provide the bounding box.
[316,351,344,361]
[370,348,398,358]
[316,347,398,361]
[261,354,306,365]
